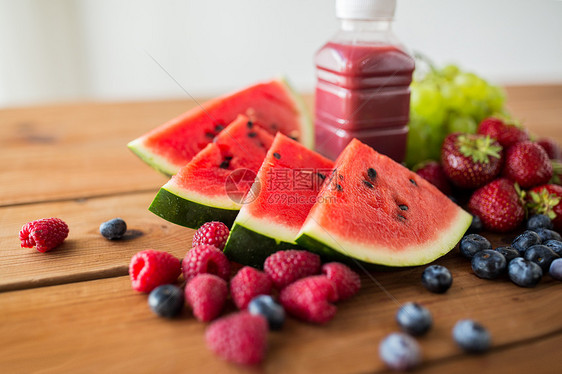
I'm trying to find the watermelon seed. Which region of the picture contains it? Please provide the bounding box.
[205,131,215,139]
[215,124,225,132]
[399,204,408,211]
[363,180,374,189]
[224,156,233,161]
[339,174,344,180]
[219,160,230,169]
[409,178,417,186]
[290,135,299,141]
[273,152,281,160]
[398,214,407,221]
[248,132,257,138]
[271,123,278,130]
[247,121,254,129]
[336,184,343,192]
[317,172,326,180]
[368,168,377,180]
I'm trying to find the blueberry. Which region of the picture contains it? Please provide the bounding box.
[511,230,541,255]
[527,214,553,231]
[459,234,492,259]
[544,240,562,257]
[421,265,452,293]
[396,302,432,336]
[248,295,285,330]
[148,284,184,318]
[533,228,562,243]
[494,246,520,262]
[452,319,491,353]
[471,250,507,280]
[549,258,562,281]
[468,215,483,233]
[508,257,543,287]
[99,218,127,240]
[524,244,560,272]
[379,333,421,371]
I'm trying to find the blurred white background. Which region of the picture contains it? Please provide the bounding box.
[0,0,561,108]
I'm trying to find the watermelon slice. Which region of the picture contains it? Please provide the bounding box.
[223,133,334,267]
[149,114,274,228]
[128,78,312,176]
[297,139,472,266]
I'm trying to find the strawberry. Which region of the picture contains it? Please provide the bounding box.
[441,133,503,189]
[477,117,528,148]
[503,141,552,188]
[414,161,452,195]
[527,184,562,231]
[537,138,562,160]
[468,178,525,232]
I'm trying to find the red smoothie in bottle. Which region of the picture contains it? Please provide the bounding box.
[314,0,414,162]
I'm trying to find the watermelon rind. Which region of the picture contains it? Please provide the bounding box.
[223,223,297,268]
[149,183,240,229]
[127,138,177,177]
[296,209,472,267]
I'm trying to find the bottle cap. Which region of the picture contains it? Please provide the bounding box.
[335,0,396,20]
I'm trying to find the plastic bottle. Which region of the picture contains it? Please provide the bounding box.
[314,0,414,162]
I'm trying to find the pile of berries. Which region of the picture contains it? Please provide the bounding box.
[127,221,362,365]
[459,214,562,286]
[415,116,562,233]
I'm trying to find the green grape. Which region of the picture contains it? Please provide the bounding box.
[405,59,506,167]
[447,114,478,134]
[410,81,447,125]
[441,64,460,80]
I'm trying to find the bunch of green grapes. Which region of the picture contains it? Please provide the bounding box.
[405,63,505,167]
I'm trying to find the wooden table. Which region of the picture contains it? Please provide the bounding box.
[1,86,561,373]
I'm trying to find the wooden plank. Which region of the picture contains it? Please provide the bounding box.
[0,191,194,291]
[418,332,562,373]
[1,85,560,207]
[0,259,560,374]
[0,100,194,206]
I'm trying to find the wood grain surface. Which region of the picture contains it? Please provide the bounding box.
[0,85,560,374]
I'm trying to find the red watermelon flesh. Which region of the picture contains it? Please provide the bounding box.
[128,78,312,176]
[240,134,334,237]
[148,114,274,228]
[297,139,472,266]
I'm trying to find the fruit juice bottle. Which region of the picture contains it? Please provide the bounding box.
[314,0,414,162]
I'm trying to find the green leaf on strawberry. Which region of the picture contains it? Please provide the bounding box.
[457,135,502,164]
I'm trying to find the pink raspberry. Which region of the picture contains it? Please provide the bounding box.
[129,250,181,293]
[230,266,272,309]
[206,312,268,365]
[280,275,338,324]
[19,217,69,253]
[264,250,321,289]
[182,244,231,282]
[192,221,230,250]
[185,274,228,322]
[322,262,361,301]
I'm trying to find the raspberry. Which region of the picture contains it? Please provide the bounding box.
[230,266,272,309]
[129,250,181,293]
[205,311,268,365]
[280,275,338,324]
[182,244,231,282]
[19,217,69,253]
[192,221,230,250]
[185,274,228,322]
[264,250,321,289]
[322,262,361,301]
